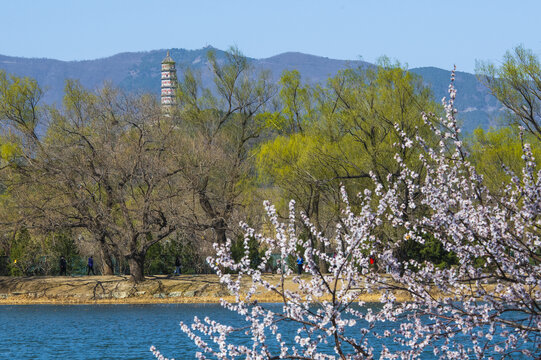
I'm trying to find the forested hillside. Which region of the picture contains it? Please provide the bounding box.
[0,47,502,133]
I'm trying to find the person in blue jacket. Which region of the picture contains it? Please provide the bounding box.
[87,256,95,275]
[296,256,304,275]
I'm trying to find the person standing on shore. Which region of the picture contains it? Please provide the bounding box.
[296,256,304,275]
[174,256,181,275]
[87,256,95,275]
[59,256,67,276]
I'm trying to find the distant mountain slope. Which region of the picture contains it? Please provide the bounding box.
[254,52,369,82]
[410,67,503,133]
[0,52,148,104]
[118,49,371,98]
[0,48,503,133]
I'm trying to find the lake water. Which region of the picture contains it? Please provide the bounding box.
[0,304,211,359]
[0,304,534,359]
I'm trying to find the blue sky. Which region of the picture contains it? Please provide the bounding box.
[1,0,539,73]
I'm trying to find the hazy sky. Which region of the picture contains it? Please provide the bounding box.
[1,0,539,73]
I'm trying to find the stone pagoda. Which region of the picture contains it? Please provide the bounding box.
[161,50,178,109]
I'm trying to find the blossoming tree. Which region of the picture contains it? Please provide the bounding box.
[151,70,540,359]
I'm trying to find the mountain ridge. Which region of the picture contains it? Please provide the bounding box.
[0,47,503,133]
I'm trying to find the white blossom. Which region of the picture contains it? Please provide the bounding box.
[152,69,540,359]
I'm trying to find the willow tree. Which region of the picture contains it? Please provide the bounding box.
[466,126,541,194]
[174,48,275,244]
[256,61,440,269]
[477,45,541,140]
[155,76,541,359]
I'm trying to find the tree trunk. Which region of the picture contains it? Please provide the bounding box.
[317,239,328,273]
[98,239,115,275]
[198,190,228,244]
[213,218,227,244]
[127,252,146,283]
[312,187,328,273]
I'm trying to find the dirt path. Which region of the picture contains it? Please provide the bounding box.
[0,274,404,305]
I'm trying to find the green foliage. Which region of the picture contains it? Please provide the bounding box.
[231,235,266,270]
[44,230,80,275]
[396,235,458,270]
[8,228,39,276]
[7,48,541,280]
[476,45,541,139]
[255,61,439,238]
[144,235,210,275]
[172,237,207,275]
[0,70,42,135]
[272,70,315,134]
[175,47,275,246]
[144,242,171,275]
[466,126,541,193]
[0,142,21,161]
[7,229,79,276]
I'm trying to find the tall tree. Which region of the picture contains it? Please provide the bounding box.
[477,45,541,140]
[156,74,541,360]
[175,48,275,244]
[0,74,186,281]
[466,126,541,194]
[256,61,440,271]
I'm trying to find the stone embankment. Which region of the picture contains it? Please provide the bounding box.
[0,275,240,304]
[0,274,408,304]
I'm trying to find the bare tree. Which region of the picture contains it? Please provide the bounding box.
[0,75,186,281]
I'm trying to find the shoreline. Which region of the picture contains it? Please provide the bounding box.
[0,274,410,305]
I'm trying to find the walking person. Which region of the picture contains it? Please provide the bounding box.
[59,255,67,276]
[296,255,304,275]
[87,256,95,275]
[174,256,181,275]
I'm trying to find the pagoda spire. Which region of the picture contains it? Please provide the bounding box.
[161,50,177,109]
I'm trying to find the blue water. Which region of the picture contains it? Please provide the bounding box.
[0,304,210,359]
[0,304,536,359]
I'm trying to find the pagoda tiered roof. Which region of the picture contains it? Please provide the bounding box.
[162,50,175,64]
